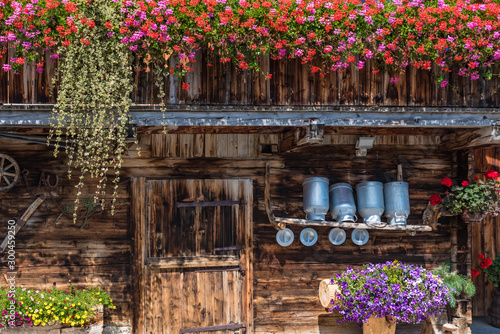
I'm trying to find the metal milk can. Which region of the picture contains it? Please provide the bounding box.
[384,181,410,226]
[303,177,329,220]
[356,181,385,225]
[329,183,357,222]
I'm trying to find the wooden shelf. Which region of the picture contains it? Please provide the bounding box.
[274,217,433,232]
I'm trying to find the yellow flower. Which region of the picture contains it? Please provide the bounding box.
[61,312,64,315]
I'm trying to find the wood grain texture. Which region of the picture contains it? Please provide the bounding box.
[141,179,253,334]
[2,56,499,106]
[0,132,466,334]
[471,147,500,317]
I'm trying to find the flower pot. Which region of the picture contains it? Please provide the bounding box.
[490,290,500,328]
[460,210,485,223]
[362,315,396,334]
[0,305,103,333]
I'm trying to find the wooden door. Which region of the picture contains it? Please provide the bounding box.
[132,178,253,334]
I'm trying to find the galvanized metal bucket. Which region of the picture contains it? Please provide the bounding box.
[356,181,385,225]
[303,177,329,221]
[384,182,410,226]
[329,183,357,222]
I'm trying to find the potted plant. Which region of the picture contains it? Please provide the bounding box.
[472,253,500,328]
[326,261,449,334]
[0,284,115,332]
[433,262,475,309]
[428,170,500,223]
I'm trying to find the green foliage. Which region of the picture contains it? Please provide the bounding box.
[443,179,500,216]
[48,0,135,219]
[433,261,476,308]
[481,257,500,287]
[0,285,115,327]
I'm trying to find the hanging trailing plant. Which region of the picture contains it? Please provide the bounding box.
[48,0,134,219]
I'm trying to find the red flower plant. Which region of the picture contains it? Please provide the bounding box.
[485,170,500,180]
[479,258,493,269]
[429,194,442,206]
[461,181,469,187]
[478,254,485,259]
[471,269,479,278]
[441,177,453,187]
[181,82,190,90]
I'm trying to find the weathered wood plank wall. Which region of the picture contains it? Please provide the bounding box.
[1,51,499,106]
[124,132,456,333]
[472,147,500,317]
[0,137,131,327]
[0,130,460,333]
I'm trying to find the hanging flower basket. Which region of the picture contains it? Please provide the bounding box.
[428,171,500,224]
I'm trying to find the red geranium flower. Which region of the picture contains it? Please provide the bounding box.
[471,269,479,278]
[441,177,453,187]
[461,181,469,187]
[485,170,500,180]
[479,258,493,269]
[181,82,190,90]
[478,254,485,259]
[429,194,442,206]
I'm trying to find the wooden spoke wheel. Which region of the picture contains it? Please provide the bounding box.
[0,154,20,192]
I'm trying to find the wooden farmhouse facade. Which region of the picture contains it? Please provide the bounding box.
[0,57,500,333]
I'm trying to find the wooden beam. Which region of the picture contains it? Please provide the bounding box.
[0,194,45,252]
[265,163,285,230]
[176,200,241,207]
[2,105,500,127]
[279,124,324,152]
[442,125,500,150]
[146,255,240,269]
[179,323,246,333]
[131,177,146,334]
[274,217,433,232]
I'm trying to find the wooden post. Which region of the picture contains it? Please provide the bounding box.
[264,163,285,230]
[131,177,147,334]
[466,149,474,321]
[450,217,458,272]
[397,164,403,181]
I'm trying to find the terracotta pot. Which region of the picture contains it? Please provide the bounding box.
[460,210,485,223]
[362,315,396,334]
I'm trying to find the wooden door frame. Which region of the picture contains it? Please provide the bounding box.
[131,177,254,334]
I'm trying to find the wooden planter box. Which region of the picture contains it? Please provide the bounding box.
[0,306,103,334]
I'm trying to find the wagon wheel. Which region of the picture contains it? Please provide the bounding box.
[0,154,20,192]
